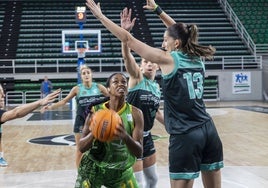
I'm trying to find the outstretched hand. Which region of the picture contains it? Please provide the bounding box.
[85,0,104,20]
[40,105,49,114]
[143,0,157,10]
[120,8,136,32]
[40,89,61,107]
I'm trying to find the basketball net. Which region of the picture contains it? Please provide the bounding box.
[77,48,86,58]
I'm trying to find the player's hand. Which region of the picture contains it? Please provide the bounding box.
[85,0,104,20]
[40,89,61,106]
[120,8,136,32]
[40,105,49,113]
[114,121,128,141]
[143,0,157,11]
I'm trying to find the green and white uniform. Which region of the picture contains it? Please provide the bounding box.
[75,102,139,188]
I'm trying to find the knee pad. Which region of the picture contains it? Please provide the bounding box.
[143,164,158,188]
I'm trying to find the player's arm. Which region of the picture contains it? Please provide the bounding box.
[120,8,141,79]
[120,8,142,88]
[41,86,77,112]
[115,106,144,158]
[155,108,165,125]
[143,0,176,27]
[79,112,95,153]
[85,0,172,67]
[121,42,142,86]
[97,83,109,97]
[1,89,61,122]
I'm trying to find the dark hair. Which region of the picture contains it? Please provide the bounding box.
[105,72,127,87]
[167,22,215,60]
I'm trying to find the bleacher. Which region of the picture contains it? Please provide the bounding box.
[0,0,266,102]
[17,0,128,59]
[12,0,257,65]
[1,0,259,68]
[144,0,251,56]
[227,0,268,44]
[0,2,5,37]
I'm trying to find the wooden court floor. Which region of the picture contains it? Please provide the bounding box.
[0,101,268,187]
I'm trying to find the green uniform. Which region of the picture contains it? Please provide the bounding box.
[75,102,139,188]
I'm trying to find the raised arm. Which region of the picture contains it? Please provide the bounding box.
[85,0,172,67]
[97,83,109,97]
[120,8,142,87]
[1,89,61,122]
[143,0,176,27]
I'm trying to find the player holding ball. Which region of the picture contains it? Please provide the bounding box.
[75,72,144,188]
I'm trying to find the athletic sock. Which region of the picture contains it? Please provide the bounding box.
[134,171,144,188]
[143,164,158,188]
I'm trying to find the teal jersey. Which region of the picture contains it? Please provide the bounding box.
[162,51,210,134]
[127,77,161,131]
[88,102,136,170]
[76,82,104,118]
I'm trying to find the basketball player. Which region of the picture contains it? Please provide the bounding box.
[0,83,60,167]
[85,1,224,188]
[41,64,109,168]
[75,73,144,188]
[120,8,164,188]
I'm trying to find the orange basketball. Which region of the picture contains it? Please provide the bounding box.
[90,109,121,142]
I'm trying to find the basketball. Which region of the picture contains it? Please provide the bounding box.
[90,109,122,142]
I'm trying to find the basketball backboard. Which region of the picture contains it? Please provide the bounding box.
[62,29,101,53]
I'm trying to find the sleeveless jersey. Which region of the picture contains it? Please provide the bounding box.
[75,82,104,118]
[127,77,161,131]
[162,51,211,134]
[89,102,136,170]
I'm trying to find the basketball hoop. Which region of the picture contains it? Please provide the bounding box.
[77,48,86,58]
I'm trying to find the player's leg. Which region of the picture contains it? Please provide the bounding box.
[0,128,8,167]
[143,158,158,188]
[108,167,139,188]
[201,169,221,188]
[74,115,86,168]
[200,119,224,188]
[170,179,194,188]
[75,152,102,188]
[143,133,158,188]
[168,129,205,188]
[75,133,83,168]
[133,159,144,188]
